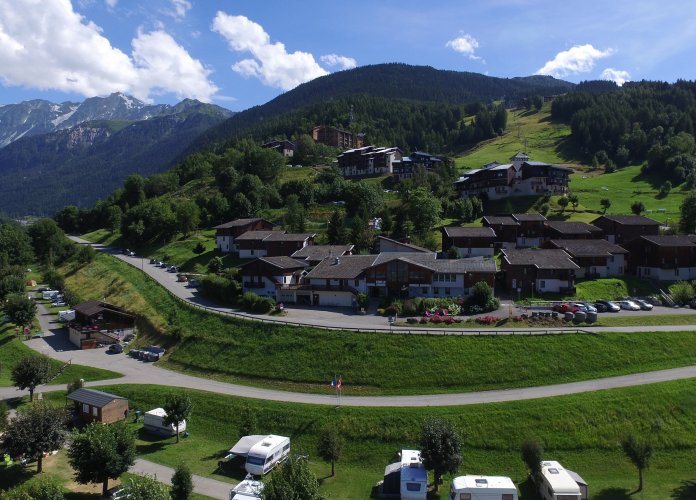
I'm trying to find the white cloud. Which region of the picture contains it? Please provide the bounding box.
[536,44,614,78]
[104,0,117,8]
[212,12,329,91]
[320,54,357,70]
[0,0,218,102]
[446,33,482,61]
[600,68,631,86]
[165,0,191,20]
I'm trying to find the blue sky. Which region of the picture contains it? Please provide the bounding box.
[1,0,695,111]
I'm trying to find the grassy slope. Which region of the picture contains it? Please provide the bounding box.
[0,321,121,388]
[59,252,696,396]
[36,380,696,499]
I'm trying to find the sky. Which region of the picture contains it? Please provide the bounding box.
[1,0,695,111]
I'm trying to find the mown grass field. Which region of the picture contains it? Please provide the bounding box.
[26,380,696,499]
[0,321,121,387]
[59,252,696,396]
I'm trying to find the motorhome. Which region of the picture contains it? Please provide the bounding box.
[244,435,291,476]
[229,475,263,500]
[450,475,518,500]
[539,461,583,500]
[379,449,427,500]
[142,408,187,437]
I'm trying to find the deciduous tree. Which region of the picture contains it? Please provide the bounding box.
[600,198,611,214]
[318,426,344,477]
[122,474,170,500]
[163,394,193,443]
[621,435,653,492]
[68,422,136,497]
[5,293,37,328]
[419,417,463,491]
[631,201,646,215]
[521,439,543,481]
[680,192,696,233]
[11,356,51,402]
[262,455,322,500]
[171,462,193,500]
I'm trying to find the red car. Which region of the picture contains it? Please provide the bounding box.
[552,303,578,313]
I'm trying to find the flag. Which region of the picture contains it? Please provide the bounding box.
[337,376,342,390]
[330,377,337,388]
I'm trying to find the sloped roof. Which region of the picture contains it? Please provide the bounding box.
[593,215,661,226]
[442,226,496,238]
[235,230,281,241]
[548,239,628,257]
[264,232,316,242]
[67,388,126,407]
[482,215,520,226]
[213,218,270,229]
[513,213,547,222]
[546,221,603,235]
[73,300,134,319]
[639,235,696,247]
[259,257,310,270]
[305,255,378,279]
[291,245,354,261]
[377,235,433,253]
[503,249,580,269]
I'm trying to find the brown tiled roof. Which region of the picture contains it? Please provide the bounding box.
[592,215,661,226]
[235,230,281,241]
[291,245,354,260]
[264,232,316,242]
[503,249,579,269]
[305,255,377,279]
[546,221,603,235]
[513,213,547,222]
[442,226,496,238]
[482,215,520,226]
[213,218,270,229]
[548,239,628,257]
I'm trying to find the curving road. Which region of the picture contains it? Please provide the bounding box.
[1,302,695,408]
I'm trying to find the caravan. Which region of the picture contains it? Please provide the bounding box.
[379,449,427,500]
[142,408,187,437]
[450,475,518,500]
[242,435,290,476]
[229,475,264,500]
[539,461,585,500]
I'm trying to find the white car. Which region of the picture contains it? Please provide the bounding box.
[618,300,641,311]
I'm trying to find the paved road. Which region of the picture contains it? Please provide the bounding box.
[131,459,230,499]
[68,235,696,334]
[3,303,695,407]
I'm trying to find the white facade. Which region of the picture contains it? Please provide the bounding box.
[535,278,572,293]
[607,254,625,276]
[636,266,696,281]
[516,236,543,249]
[239,248,268,259]
[454,246,494,258]
[242,276,276,297]
[217,235,232,252]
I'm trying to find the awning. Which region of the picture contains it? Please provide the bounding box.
[227,435,266,458]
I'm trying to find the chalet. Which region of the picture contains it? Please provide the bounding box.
[454,153,570,200]
[262,139,295,157]
[392,151,444,181]
[590,215,660,244]
[545,239,627,278]
[501,248,579,294]
[291,244,354,266]
[364,253,496,299]
[441,226,496,257]
[545,221,603,240]
[214,218,274,253]
[513,213,546,248]
[311,125,364,149]
[301,255,377,307]
[337,146,403,178]
[68,300,135,349]
[67,388,129,424]
[482,215,519,250]
[377,235,432,254]
[235,231,315,258]
[622,235,696,281]
[239,257,309,300]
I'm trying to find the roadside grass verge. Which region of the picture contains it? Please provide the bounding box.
[33,381,696,499]
[0,321,121,387]
[58,251,696,396]
[526,277,657,303]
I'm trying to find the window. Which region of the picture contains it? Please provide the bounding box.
[82,404,89,414]
[502,495,514,500]
[355,279,360,287]
[92,407,98,417]
[459,494,471,500]
[433,287,439,294]
[445,288,451,295]
[405,483,422,492]
[540,280,545,289]
[422,288,427,294]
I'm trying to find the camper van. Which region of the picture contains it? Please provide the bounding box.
[379,449,427,500]
[229,475,263,500]
[539,461,584,500]
[142,408,187,437]
[450,475,518,500]
[244,435,290,476]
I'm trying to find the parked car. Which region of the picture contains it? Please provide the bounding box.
[108,343,123,354]
[167,266,178,273]
[595,300,621,312]
[149,258,157,264]
[177,275,188,282]
[593,302,608,312]
[187,278,199,288]
[633,299,654,310]
[618,300,641,311]
[159,262,168,268]
[573,302,597,313]
[52,300,67,307]
[552,303,578,313]
[127,251,136,257]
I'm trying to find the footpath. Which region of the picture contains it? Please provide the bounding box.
[131,459,230,499]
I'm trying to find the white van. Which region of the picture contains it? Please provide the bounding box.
[450,475,518,500]
[539,461,582,500]
[244,435,290,476]
[142,408,187,437]
[399,450,427,500]
[42,290,60,300]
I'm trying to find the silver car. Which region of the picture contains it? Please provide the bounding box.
[633,299,654,310]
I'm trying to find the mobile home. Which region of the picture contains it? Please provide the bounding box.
[450,475,518,500]
[244,435,290,476]
[539,461,582,500]
[399,450,428,500]
[142,408,187,437]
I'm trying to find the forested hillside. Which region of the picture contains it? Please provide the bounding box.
[188,63,573,153]
[552,81,696,181]
[0,104,232,216]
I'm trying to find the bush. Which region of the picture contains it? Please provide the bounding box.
[241,291,260,311]
[198,274,241,305]
[470,281,499,312]
[669,281,695,305]
[356,292,369,309]
[251,296,276,314]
